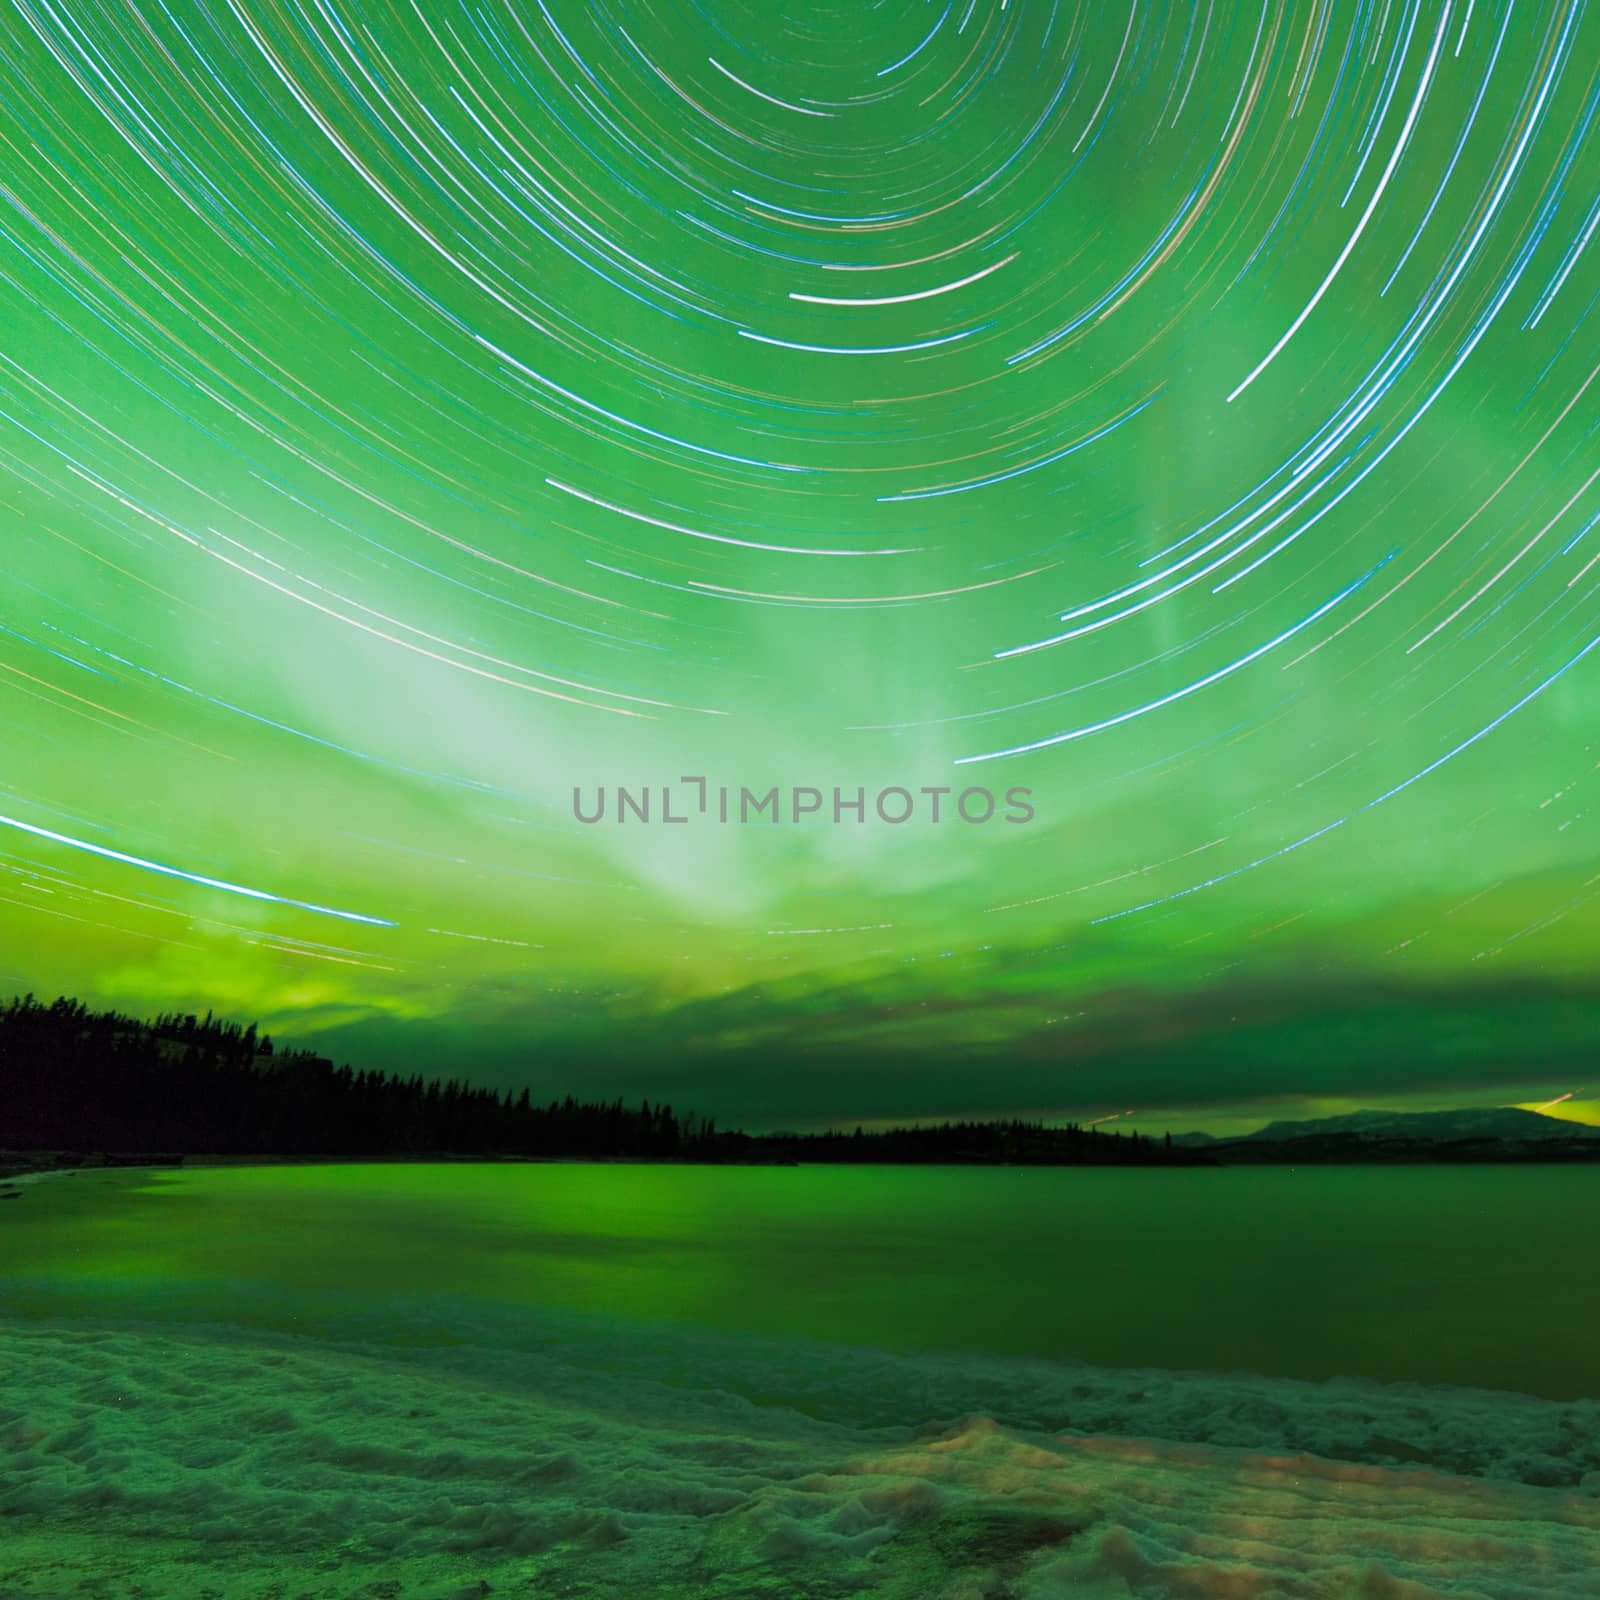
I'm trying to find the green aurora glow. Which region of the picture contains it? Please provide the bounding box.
[1,0,1598,1134]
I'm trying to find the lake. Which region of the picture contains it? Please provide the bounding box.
[4,1160,1596,1398]
[5,1161,1600,1599]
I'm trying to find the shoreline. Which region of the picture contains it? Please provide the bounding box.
[0,1151,186,1186]
[11,1147,1600,1183]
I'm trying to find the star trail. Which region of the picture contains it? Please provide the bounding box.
[1,0,1597,1129]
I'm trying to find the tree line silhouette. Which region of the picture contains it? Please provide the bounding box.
[0,993,1206,1165]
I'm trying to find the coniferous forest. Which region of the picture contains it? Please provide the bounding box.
[0,993,1207,1165]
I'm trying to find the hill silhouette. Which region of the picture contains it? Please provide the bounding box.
[0,994,1205,1167]
[1171,1105,1600,1164]
[1241,1106,1600,1143]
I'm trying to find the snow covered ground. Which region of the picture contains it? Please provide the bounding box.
[3,1291,1598,1598]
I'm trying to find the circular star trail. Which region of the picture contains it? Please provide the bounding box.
[0,0,1596,1118]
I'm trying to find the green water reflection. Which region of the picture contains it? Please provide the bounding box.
[2,1162,1594,1399]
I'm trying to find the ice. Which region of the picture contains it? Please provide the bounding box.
[2,1294,1597,1597]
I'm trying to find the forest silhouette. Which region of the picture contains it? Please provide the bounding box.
[0,993,1207,1165]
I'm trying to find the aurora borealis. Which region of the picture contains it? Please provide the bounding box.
[2,0,1598,1133]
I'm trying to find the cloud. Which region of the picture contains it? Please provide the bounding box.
[290,957,1600,1134]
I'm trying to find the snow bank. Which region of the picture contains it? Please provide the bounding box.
[2,1293,1597,1597]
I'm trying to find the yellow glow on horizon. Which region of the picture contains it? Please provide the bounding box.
[1512,1097,1600,1127]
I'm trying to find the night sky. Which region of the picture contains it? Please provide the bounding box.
[2,0,1597,1135]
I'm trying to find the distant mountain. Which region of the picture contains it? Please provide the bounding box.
[1239,1106,1600,1144]
[1181,1105,1600,1164]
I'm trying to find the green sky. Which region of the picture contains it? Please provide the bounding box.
[1,0,1597,1135]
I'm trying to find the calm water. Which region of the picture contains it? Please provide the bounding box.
[3,1161,1596,1399]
